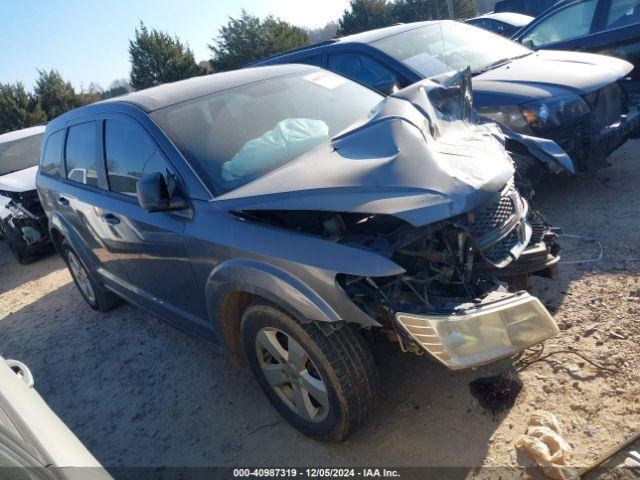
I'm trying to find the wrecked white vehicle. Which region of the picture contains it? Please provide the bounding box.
[0,126,51,264]
[39,65,559,440]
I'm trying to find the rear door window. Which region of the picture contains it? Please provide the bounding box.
[520,0,598,47]
[40,129,65,177]
[606,0,640,29]
[104,119,167,197]
[65,122,99,187]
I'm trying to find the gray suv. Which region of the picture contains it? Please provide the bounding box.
[37,64,559,441]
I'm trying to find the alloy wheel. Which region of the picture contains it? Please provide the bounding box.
[255,327,330,422]
[67,251,96,305]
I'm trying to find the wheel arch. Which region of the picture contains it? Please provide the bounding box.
[207,259,343,365]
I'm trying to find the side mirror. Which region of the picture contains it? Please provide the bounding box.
[136,172,187,212]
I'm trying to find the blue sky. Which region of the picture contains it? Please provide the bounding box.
[0,0,349,91]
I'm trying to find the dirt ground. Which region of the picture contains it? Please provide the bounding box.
[1,141,639,478]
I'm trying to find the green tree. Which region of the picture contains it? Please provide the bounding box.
[129,22,202,90]
[209,10,309,72]
[393,0,476,21]
[337,0,395,36]
[33,70,82,120]
[450,0,476,18]
[307,21,339,43]
[101,79,132,99]
[0,82,46,135]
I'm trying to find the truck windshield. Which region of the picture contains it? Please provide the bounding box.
[372,21,532,77]
[151,71,383,195]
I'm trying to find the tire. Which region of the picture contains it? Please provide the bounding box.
[241,303,377,441]
[61,242,121,312]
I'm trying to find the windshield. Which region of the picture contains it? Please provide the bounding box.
[372,21,532,77]
[151,71,382,195]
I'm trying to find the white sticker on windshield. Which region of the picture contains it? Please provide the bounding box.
[303,71,347,90]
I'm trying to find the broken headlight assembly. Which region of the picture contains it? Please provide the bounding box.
[395,292,558,369]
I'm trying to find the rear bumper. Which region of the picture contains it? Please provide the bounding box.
[395,292,558,369]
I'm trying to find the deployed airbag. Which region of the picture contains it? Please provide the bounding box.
[222,118,329,182]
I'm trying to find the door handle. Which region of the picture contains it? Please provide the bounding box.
[57,196,70,206]
[101,213,121,225]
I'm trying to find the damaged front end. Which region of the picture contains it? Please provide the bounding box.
[0,187,51,262]
[334,188,558,369]
[220,69,560,369]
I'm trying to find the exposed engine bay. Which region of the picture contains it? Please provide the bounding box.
[0,187,50,263]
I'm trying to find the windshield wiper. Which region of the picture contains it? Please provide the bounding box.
[473,52,533,75]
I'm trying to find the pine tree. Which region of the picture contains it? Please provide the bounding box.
[209,10,309,72]
[129,22,202,90]
[0,82,46,135]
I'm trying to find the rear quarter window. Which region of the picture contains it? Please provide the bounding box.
[40,130,65,177]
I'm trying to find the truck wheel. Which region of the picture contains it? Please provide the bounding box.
[241,303,377,441]
[61,243,121,312]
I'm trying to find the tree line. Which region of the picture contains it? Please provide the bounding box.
[0,0,476,135]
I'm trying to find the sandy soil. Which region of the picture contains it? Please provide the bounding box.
[0,141,639,478]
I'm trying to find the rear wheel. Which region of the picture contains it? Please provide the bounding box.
[241,303,377,441]
[62,242,121,312]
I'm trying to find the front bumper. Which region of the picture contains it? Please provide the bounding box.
[538,104,640,172]
[395,292,558,369]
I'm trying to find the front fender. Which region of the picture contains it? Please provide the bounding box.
[206,258,342,333]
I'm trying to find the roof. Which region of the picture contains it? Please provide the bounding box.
[102,64,319,112]
[336,21,438,44]
[469,12,534,26]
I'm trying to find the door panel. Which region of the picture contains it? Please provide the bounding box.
[100,115,208,332]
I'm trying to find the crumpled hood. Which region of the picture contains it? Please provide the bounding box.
[214,75,515,227]
[475,50,634,98]
[0,166,38,193]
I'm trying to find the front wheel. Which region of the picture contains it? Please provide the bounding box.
[241,303,377,441]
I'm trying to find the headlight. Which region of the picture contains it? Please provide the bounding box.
[521,95,590,129]
[395,292,558,369]
[476,105,531,133]
[477,95,591,133]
